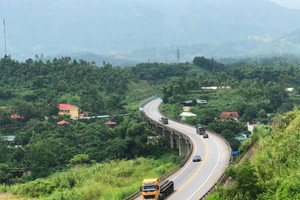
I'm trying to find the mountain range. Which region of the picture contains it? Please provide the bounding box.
[1,0,300,63]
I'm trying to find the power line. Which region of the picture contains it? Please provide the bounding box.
[177,46,180,63]
[3,19,7,56]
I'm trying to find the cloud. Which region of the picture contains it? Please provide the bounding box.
[132,8,144,17]
[269,0,300,9]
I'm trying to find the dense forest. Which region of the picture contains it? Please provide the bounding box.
[0,55,164,183]
[151,56,300,150]
[0,55,299,199]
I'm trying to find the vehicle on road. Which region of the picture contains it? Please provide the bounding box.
[140,178,174,200]
[159,117,168,124]
[203,133,209,138]
[193,155,201,162]
[196,125,206,135]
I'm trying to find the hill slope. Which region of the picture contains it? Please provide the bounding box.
[209,109,300,199]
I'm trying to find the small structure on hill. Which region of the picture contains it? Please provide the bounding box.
[2,135,16,146]
[235,134,249,141]
[219,112,239,121]
[196,99,208,104]
[179,112,197,121]
[57,104,79,118]
[247,123,260,132]
[181,99,208,106]
[10,114,23,119]
[105,121,117,128]
[57,120,70,125]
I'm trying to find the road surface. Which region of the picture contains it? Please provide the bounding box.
[137,98,231,200]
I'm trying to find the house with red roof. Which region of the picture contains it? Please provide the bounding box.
[219,112,239,121]
[57,104,79,118]
[57,120,70,125]
[10,114,24,119]
[105,121,117,128]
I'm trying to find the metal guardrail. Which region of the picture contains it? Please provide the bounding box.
[199,129,232,200]
[200,172,227,200]
[139,96,157,111]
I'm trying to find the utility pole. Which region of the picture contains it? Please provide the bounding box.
[177,46,180,63]
[3,19,7,56]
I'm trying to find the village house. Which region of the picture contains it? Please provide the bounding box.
[219,112,239,121]
[179,112,197,121]
[57,104,79,118]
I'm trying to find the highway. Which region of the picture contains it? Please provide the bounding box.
[137,98,231,200]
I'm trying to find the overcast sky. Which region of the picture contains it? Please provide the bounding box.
[270,0,300,9]
[1,0,300,61]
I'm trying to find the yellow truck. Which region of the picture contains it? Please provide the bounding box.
[140,178,174,200]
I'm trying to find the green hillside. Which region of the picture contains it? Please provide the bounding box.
[0,154,180,200]
[208,109,300,200]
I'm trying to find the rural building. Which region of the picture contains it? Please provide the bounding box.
[247,123,260,132]
[219,112,239,121]
[2,135,16,146]
[57,104,79,118]
[179,112,197,121]
[57,120,70,125]
[196,99,208,104]
[10,114,24,119]
[105,121,117,128]
[181,99,207,106]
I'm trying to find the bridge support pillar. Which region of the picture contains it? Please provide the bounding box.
[162,128,167,137]
[178,137,191,156]
[186,140,191,155]
[170,132,175,149]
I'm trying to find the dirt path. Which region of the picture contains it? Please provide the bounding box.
[237,141,259,165]
[0,193,28,200]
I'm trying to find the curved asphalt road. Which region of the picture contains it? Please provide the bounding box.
[137,98,231,200]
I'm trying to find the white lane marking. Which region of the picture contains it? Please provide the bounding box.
[186,134,223,200]
[146,99,227,199]
[171,138,197,181]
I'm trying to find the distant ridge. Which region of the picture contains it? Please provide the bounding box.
[3,0,300,61]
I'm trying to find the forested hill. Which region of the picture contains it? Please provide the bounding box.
[208,110,300,200]
[0,56,156,114]
[0,56,219,112]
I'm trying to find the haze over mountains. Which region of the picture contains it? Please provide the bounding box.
[1,0,300,65]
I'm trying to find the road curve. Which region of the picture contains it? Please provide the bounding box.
[138,98,231,200]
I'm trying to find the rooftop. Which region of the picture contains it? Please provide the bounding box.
[105,121,117,125]
[57,104,78,110]
[57,120,70,125]
[3,135,16,142]
[220,112,239,119]
[179,112,197,117]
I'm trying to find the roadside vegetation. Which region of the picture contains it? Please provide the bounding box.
[207,109,300,200]
[0,152,181,200]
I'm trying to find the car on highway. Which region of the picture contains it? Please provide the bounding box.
[203,133,209,138]
[193,155,201,162]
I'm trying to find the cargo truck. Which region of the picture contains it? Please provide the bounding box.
[140,178,174,200]
[196,125,206,135]
[159,117,168,124]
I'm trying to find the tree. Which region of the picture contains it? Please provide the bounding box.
[221,129,235,141]
[236,159,261,199]
[68,154,92,166]
[229,138,241,151]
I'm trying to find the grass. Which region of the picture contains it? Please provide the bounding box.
[124,80,158,111]
[1,153,180,200]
